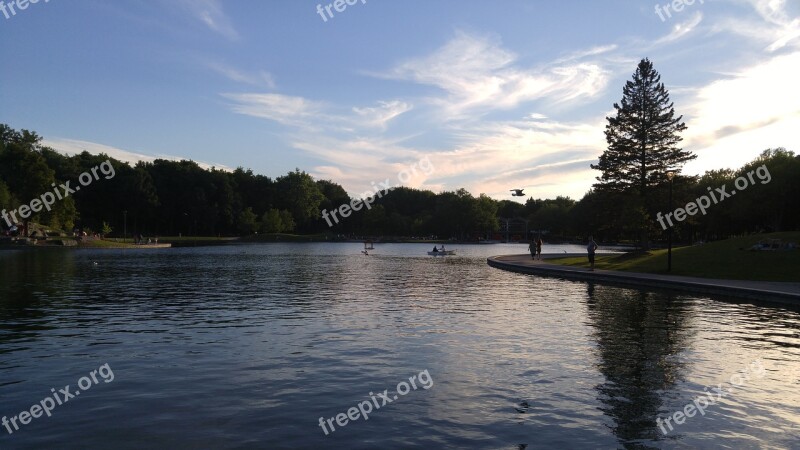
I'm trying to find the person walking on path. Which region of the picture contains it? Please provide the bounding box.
[535,236,543,260]
[587,236,598,271]
[528,239,536,260]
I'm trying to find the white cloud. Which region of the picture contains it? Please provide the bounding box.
[682,51,800,173]
[653,12,704,46]
[372,31,611,120]
[709,0,800,52]
[207,62,276,89]
[173,0,239,40]
[222,93,327,127]
[352,101,413,130]
[295,136,441,196]
[42,138,231,172]
[220,20,798,202]
[222,92,412,132]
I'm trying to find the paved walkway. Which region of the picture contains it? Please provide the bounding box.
[488,254,800,305]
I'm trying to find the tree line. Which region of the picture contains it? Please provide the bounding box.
[0,125,504,239]
[2,60,797,243]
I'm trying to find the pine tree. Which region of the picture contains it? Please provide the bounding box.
[592,58,694,196]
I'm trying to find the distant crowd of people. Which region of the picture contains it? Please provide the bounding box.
[133,234,159,245]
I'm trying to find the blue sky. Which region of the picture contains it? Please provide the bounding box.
[1,0,798,201]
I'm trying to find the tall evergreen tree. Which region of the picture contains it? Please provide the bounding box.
[592,58,693,195]
[592,58,694,247]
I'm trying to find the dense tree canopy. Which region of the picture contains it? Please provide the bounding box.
[1,124,797,243]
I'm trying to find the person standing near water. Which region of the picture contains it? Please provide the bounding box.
[528,239,536,260]
[587,236,598,271]
[535,235,543,260]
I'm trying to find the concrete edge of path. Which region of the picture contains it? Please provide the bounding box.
[487,254,800,306]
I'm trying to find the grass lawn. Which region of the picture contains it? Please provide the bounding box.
[549,232,800,282]
[241,233,329,242]
[136,236,235,243]
[77,239,141,248]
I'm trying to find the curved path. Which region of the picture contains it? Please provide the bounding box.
[488,254,800,306]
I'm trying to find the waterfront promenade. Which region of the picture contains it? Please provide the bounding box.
[488,254,800,305]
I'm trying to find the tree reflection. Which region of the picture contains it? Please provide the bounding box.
[585,283,695,448]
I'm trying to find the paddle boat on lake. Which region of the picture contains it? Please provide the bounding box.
[427,245,456,256]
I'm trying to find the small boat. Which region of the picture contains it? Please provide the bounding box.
[427,250,456,256]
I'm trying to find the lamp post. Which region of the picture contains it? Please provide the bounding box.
[123,210,127,243]
[666,171,675,272]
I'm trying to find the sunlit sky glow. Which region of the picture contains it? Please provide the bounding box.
[1,0,798,201]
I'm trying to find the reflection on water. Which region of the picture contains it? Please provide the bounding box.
[0,244,798,449]
[586,284,695,446]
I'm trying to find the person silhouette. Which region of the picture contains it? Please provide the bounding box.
[587,236,599,271]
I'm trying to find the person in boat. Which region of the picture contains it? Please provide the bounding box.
[432,246,438,253]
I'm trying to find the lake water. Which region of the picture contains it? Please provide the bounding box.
[1,243,799,449]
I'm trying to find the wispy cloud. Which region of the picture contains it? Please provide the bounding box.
[222,93,327,127]
[371,31,611,120]
[710,0,800,52]
[653,12,704,46]
[223,17,798,201]
[42,138,231,171]
[222,92,412,132]
[207,61,276,89]
[681,50,800,172]
[173,0,239,40]
[352,101,413,130]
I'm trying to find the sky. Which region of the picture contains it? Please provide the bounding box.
[1,0,798,201]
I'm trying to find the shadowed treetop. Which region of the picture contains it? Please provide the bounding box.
[592,58,694,195]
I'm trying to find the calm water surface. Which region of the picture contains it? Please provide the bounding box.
[1,243,799,449]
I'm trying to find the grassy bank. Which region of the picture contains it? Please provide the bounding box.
[66,236,235,248]
[549,232,800,282]
[241,233,330,242]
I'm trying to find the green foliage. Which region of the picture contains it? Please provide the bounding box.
[275,169,325,228]
[260,209,282,233]
[101,221,113,236]
[591,58,696,247]
[0,179,10,211]
[279,210,295,232]
[593,58,694,195]
[260,208,295,233]
[1,124,796,242]
[237,207,258,235]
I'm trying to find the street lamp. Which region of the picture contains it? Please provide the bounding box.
[666,171,675,272]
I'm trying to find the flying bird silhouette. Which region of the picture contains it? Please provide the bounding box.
[510,189,525,197]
